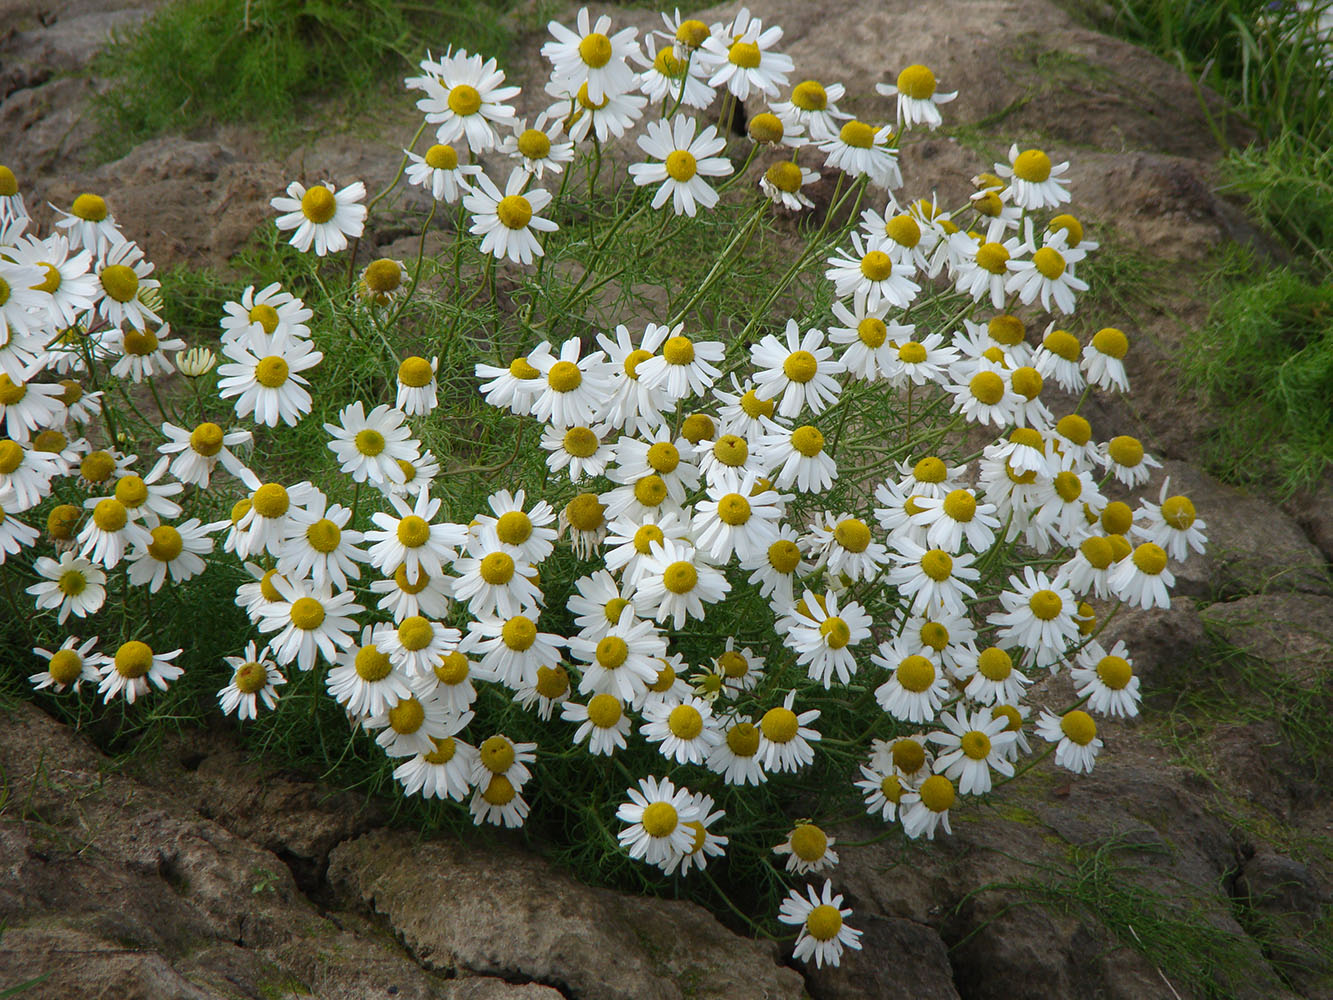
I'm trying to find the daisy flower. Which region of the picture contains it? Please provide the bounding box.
[540,421,613,481]
[270,179,366,256]
[219,281,312,344]
[218,641,285,721]
[529,337,613,427]
[818,119,901,189]
[409,49,520,152]
[757,690,821,773]
[712,375,778,441]
[460,612,565,690]
[889,333,962,389]
[603,508,688,583]
[393,735,478,802]
[667,792,728,876]
[956,645,1031,706]
[324,402,418,487]
[543,7,639,105]
[404,143,481,202]
[774,822,838,875]
[856,762,905,822]
[76,497,151,569]
[217,327,323,428]
[996,143,1071,210]
[1101,434,1161,488]
[157,421,251,488]
[943,363,1020,429]
[642,694,722,765]
[987,568,1079,668]
[900,773,957,840]
[929,707,1017,796]
[697,6,793,101]
[750,320,844,418]
[616,775,700,869]
[464,168,558,265]
[560,694,629,756]
[595,323,670,434]
[230,476,319,560]
[278,493,365,591]
[759,160,819,211]
[326,626,413,718]
[93,240,160,330]
[628,115,732,217]
[1109,541,1174,610]
[1006,230,1089,315]
[109,322,186,383]
[568,606,666,703]
[97,639,183,705]
[691,469,782,563]
[1134,478,1206,562]
[609,428,699,509]
[740,526,808,609]
[30,636,101,693]
[551,80,647,144]
[825,232,920,311]
[634,538,730,629]
[1036,709,1102,774]
[52,193,121,256]
[426,650,482,715]
[370,562,451,623]
[887,538,979,617]
[560,491,608,559]
[451,528,543,618]
[375,615,462,681]
[0,375,61,444]
[127,519,213,593]
[635,325,724,399]
[772,78,850,140]
[910,488,1000,553]
[804,514,888,582]
[500,113,575,180]
[778,881,863,969]
[367,693,464,759]
[873,644,949,724]
[104,456,182,528]
[786,590,872,688]
[877,63,957,129]
[635,34,714,109]
[951,226,1030,309]
[365,487,467,586]
[1071,639,1142,718]
[1082,326,1131,392]
[567,569,635,640]
[473,488,558,566]
[470,772,530,828]
[256,577,364,672]
[7,232,97,329]
[826,299,907,382]
[706,716,767,785]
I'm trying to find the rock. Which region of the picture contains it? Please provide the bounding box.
[805,914,960,1000]
[1151,462,1332,599]
[328,829,807,1000]
[1206,592,1333,688]
[1235,852,1333,998]
[1287,473,1333,564]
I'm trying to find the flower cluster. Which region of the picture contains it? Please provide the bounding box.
[2,5,1208,971]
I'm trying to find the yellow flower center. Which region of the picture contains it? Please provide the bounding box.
[920,621,949,651]
[720,721,757,757]
[252,482,290,519]
[634,475,668,508]
[893,738,925,773]
[72,193,108,221]
[790,823,827,861]
[576,82,609,111]
[476,551,513,586]
[388,696,425,734]
[0,166,17,197]
[355,429,386,457]
[354,644,393,682]
[56,567,88,596]
[480,735,516,773]
[806,905,843,941]
[234,660,269,694]
[1011,366,1042,401]
[859,250,895,282]
[586,693,622,728]
[396,615,434,651]
[969,371,1005,405]
[517,128,552,160]
[1049,213,1085,245]
[424,737,457,764]
[1107,435,1144,468]
[1097,655,1133,690]
[897,341,927,364]
[760,706,799,743]
[123,327,160,357]
[547,360,582,392]
[254,355,290,388]
[768,538,801,574]
[1056,413,1092,446]
[791,79,828,111]
[728,40,761,68]
[534,663,567,697]
[34,264,61,294]
[665,150,698,182]
[501,615,537,651]
[48,648,84,685]
[482,774,515,805]
[48,505,80,540]
[881,774,904,802]
[839,120,876,148]
[992,704,1023,732]
[920,548,953,581]
[897,654,936,693]
[1044,329,1081,361]
[641,801,679,837]
[975,242,1010,274]
[146,525,183,562]
[1107,533,1132,562]
[913,456,947,483]
[289,597,326,630]
[681,413,715,443]
[663,561,698,595]
[1052,471,1082,503]
[760,163,803,199]
[1060,710,1097,746]
[1161,496,1196,530]
[247,303,280,334]
[496,195,533,230]
[653,47,688,77]
[1029,589,1063,621]
[495,510,532,545]
[578,32,613,67]
[562,426,599,458]
[668,704,704,739]
[434,650,470,685]
[1131,542,1168,575]
[364,259,402,294]
[396,514,430,548]
[1101,501,1133,535]
[1012,148,1052,182]
[1079,536,1114,569]
[622,348,651,379]
[790,425,824,457]
[749,112,785,143]
[832,518,870,553]
[820,616,851,649]
[939,489,974,523]
[1032,247,1066,279]
[663,335,696,366]
[58,380,84,405]
[676,18,709,48]
[393,564,431,594]
[447,83,482,117]
[885,214,921,248]
[296,518,339,554]
[100,264,139,303]
[848,317,886,349]
[1091,327,1129,359]
[633,523,664,554]
[919,773,956,812]
[976,645,1012,681]
[424,144,458,170]
[961,730,992,760]
[897,63,937,99]
[300,186,337,223]
[114,640,154,678]
[92,498,128,532]
[716,493,751,526]
[185,422,223,457]
[259,569,284,602]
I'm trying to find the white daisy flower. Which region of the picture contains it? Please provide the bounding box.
[393,735,478,802]
[1034,327,1087,394]
[529,337,613,427]
[608,427,699,511]
[270,179,366,256]
[900,773,957,840]
[256,577,364,672]
[633,538,730,629]
[1100,434,1161,488]
[326,626,413,718]
[562,694,631,756]
[232,476,320,560]
[157,421,251,488]
[408,49,519,152]
[1133,478,1206,562]
[955,645,1031,706]
[97,639,183,705]
[886,332,961,389]
[542,7,640,105]
[943,362,1020,429]
[616,775,700,868]
[825,232,920,312]
[324,402,418,487]
[929,706,1017,795]
[603,509,691,587]
[1006,230,1089,315]
[101,456,182,529]
[950,226,1030,309]
[778,880,863,969]
[667,792,728,876]
[772,78,850,140]
[1035,709,1102,774]
[7,232,97,328]
[635,325,724,399]
[759,160,820,211]
[500,113,575,180]
[697,6,793,101]
[26,551,106,624]
[0,373,63,443]
[987,568,1079,668]
[375,615,462,680]
[550,79,647,144]
[423,649,482,715]
[712,375,778,442]
[52,193,121,257]
[369,562,452,623]
[394,356,439,416]
[628,115,733,217]
[774,822,838,875]
[803,513,888,583]
[750,320,844,418]
[818,119,901,189]
[367,694,465,759]
[219,281,312,345]
[642,694,722,765]
[76,497,151,570]
[513,663,571,721]
[459,611,565,690]
[365,486,467,585]
[452,527,543,619]
[218,641,285,721]
[883,63,958,130]
[827,299,904,382]
[1081,326,1131,392]
[1109,540,1174,610]
[470,771,530,829]
[594,323,670,435]
[635,34,714,109]
[278,492,365,591]
[127,518,213,593]
[472,488,558,566]
[691,469,782,563]
[404,142,481,202]
[108,322,185,383]
[30,635,101,693]
[217,327,323,428]
[472,733,537,795]
[705,715,767,785]
[740,525,808,610]
[464,167,558,265]
[996,143,1071,210]
[93,240,160,330]
[757,690,821,773]
[786,590,872,688]
[1055,534,1117,600]
[1070,639,1142,718]
[560,491,609,559]
[566,569,635,640]
[540,421,613,481]
[856,761,905,822]
[910,488,1001,553]
[568,606,666,703]
[873,641,949,724]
